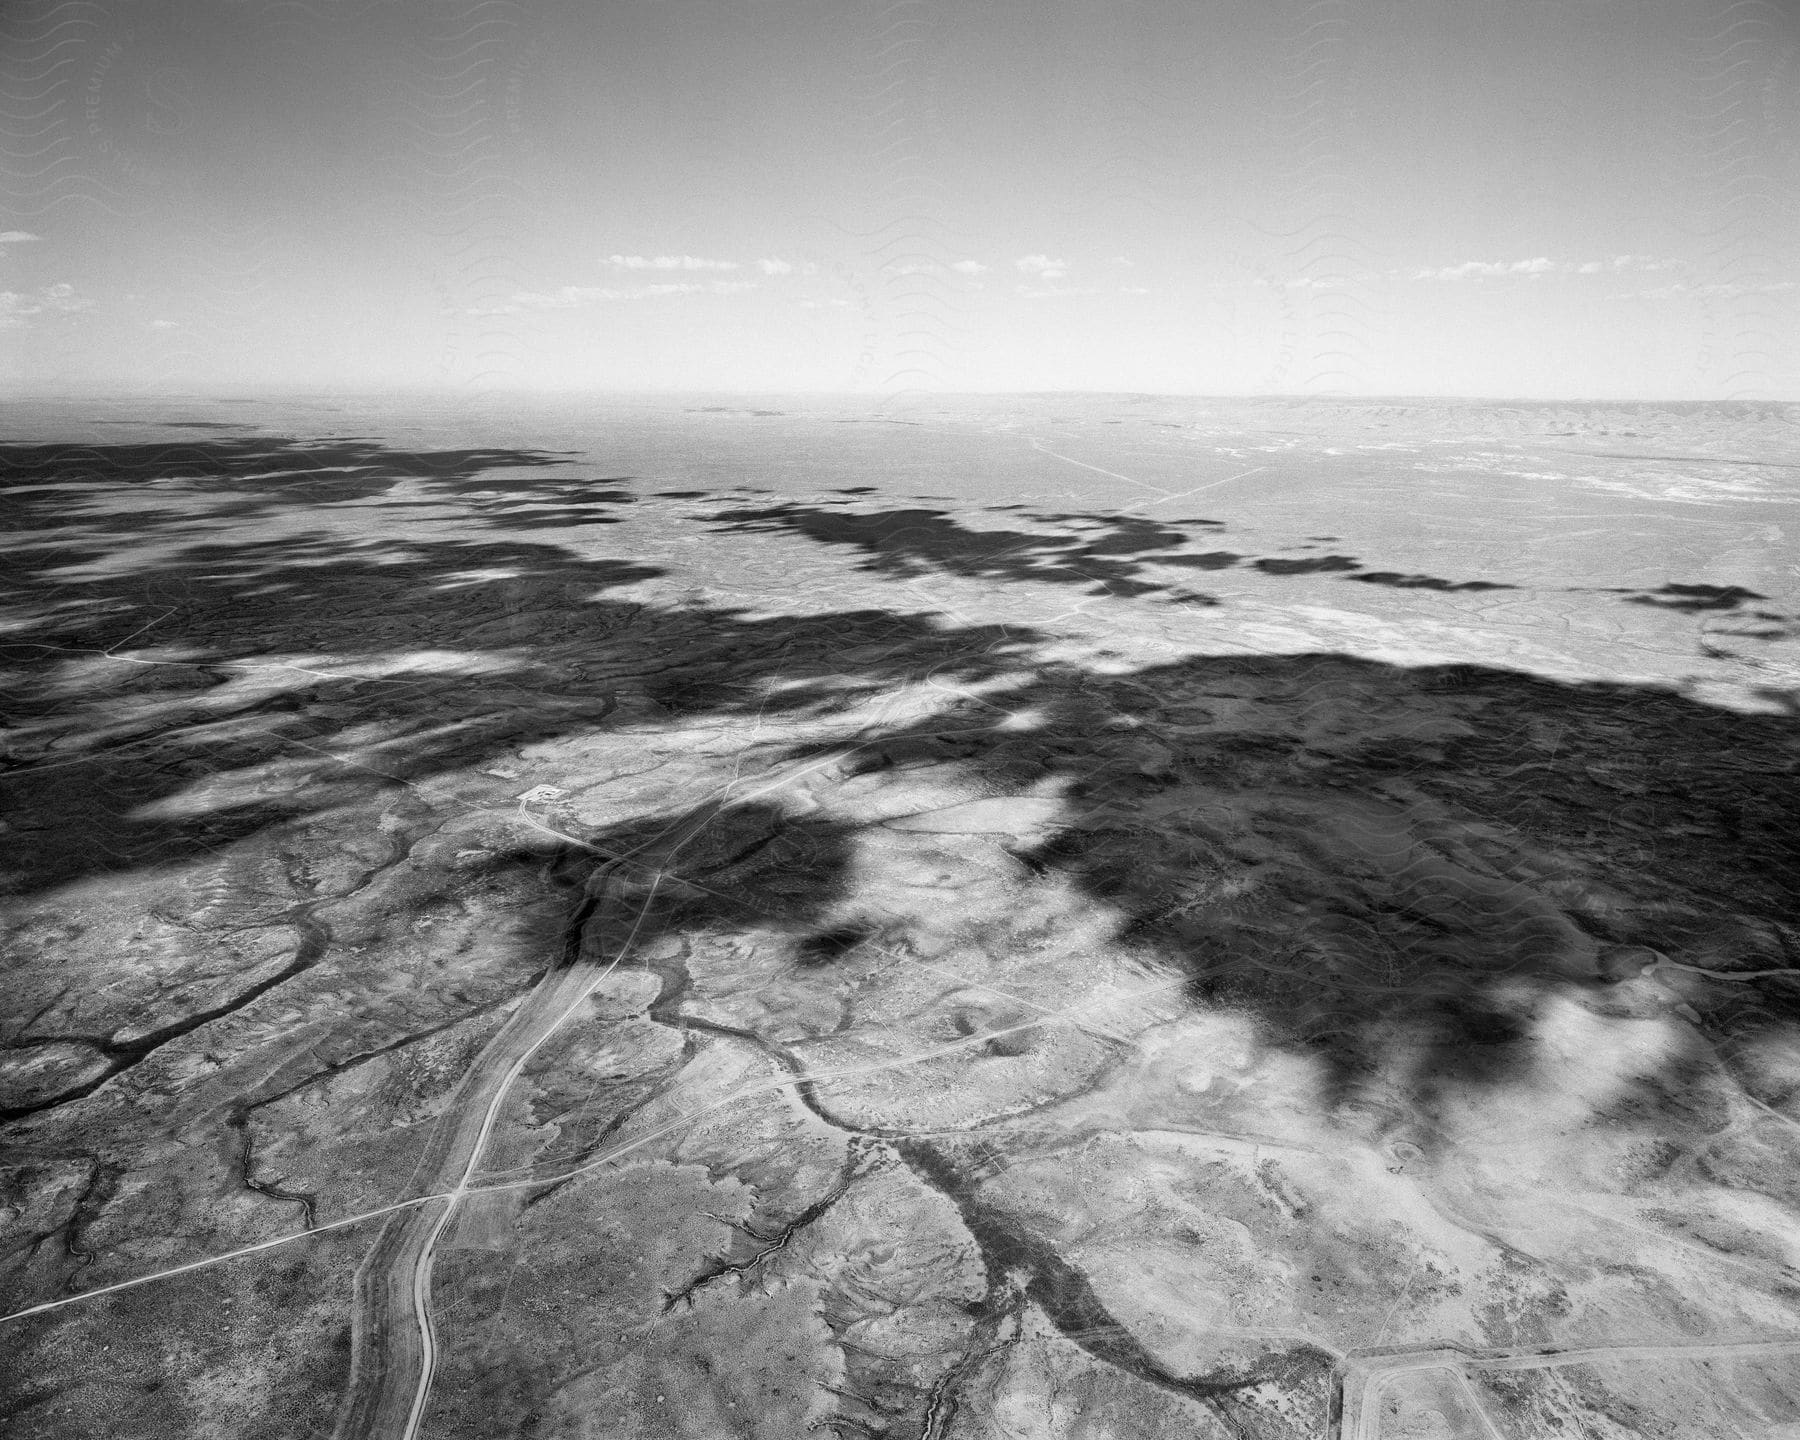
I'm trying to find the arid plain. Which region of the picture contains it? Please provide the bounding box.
[3,395,1799,1439]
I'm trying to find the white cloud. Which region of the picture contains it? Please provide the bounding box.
[1111,255,1133,267]
[758,257,793,275]
[0,230,39,246]
[949,259,988,275]
[1015,254,1069,280]
[1017,284,1103,299]
[1120,285,1150,295]
[605,254,740,271]
[148,318,180,329]
[890,260,940,275]
[1428,261,1506,279]
[0,281,91,325]
[1416,253,1690,282]
[1414,256,1561,280]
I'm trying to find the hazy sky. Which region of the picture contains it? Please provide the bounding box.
[2,0,1796,398]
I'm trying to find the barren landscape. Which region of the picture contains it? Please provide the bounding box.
[3,394,1799,1439]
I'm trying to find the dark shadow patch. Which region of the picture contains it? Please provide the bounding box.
[0,438,580,510]
[1348,572,1515,592]
[4,439,1800,1438]
[1627,583,1769,613]
[793,925,876,967]
[1148,551,1243,571]
[1253,555,1364,576]
[3,454,1795,1148]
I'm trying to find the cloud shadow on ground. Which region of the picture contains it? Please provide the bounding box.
[3,435,1796,1140]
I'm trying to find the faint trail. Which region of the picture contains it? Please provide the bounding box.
[1027,436,1170,497]
[0,1196,435,1326]
[1369,1252,1421,1346]
[1023,431,1267,516]
[1130,466,1267,510]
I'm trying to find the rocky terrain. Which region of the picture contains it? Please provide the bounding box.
[3,395,1799,1439]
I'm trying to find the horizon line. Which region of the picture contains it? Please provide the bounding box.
[4,388,1797,408]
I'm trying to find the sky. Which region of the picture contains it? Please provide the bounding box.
[1,0,1797,399]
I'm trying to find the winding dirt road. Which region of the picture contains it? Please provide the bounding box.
[329,798,726,1440]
